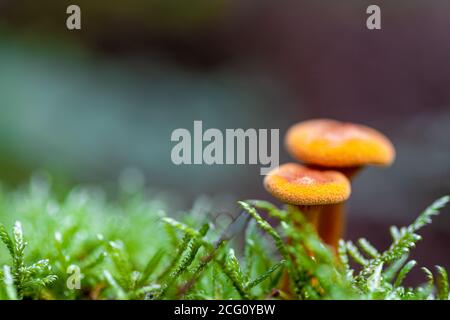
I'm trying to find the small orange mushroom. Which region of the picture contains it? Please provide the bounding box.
[264,163,351,294]
[285,119,395,249]
[263,163,351,227]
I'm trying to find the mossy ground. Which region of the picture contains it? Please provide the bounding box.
[0,176,448,300]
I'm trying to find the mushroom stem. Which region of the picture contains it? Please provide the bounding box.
[339,166,362,180]
[297,205,321,229]
[318,203,344,250]
[308,165,361,180]
[317,166,360,250]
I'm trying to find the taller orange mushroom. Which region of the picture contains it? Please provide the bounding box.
[285,119,395,248]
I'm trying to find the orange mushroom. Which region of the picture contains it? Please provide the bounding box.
[264,163,351,294]
[263,163,351,227]
[285,119,395,248]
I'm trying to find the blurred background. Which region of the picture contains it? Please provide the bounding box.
[0,0,449,280]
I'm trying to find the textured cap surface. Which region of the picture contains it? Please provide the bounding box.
[285,119,395,167]
[264,163,351,205]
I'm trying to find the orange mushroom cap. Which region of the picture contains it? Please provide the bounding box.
[264,163,351,206]
[285,119,395,168]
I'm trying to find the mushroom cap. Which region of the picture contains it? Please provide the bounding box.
[264,163,351,206]
[285,119,395,167]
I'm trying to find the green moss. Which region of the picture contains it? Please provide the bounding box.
[0,178,448,300]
